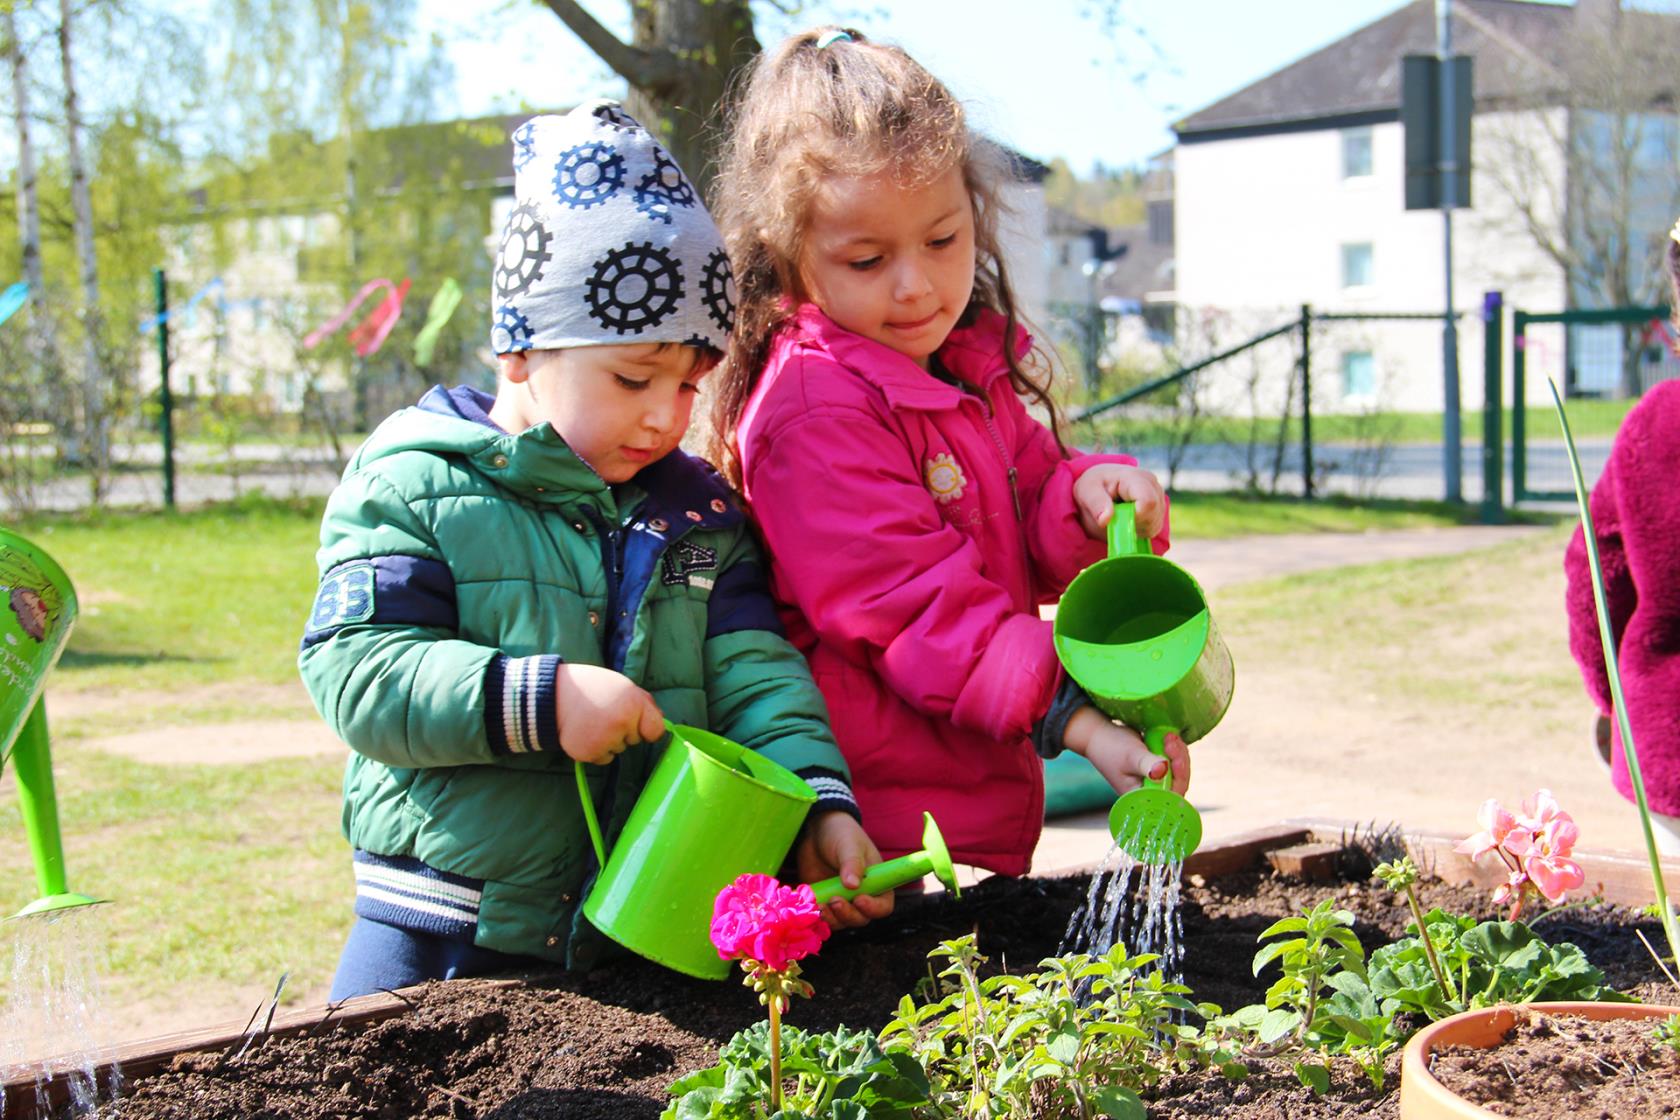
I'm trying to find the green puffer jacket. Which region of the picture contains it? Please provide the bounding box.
[298,385,851,968]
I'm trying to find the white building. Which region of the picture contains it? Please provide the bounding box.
[1170,0,1676,416]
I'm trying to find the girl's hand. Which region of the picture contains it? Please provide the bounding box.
[1061,706,1190,797]
[795,810,895,930]
[554,663,665,765]
[1072,464,1166,543]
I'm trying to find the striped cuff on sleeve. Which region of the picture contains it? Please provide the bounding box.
[798,766,861,822]
[483,653,563,755]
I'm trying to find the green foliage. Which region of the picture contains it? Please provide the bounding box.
[1654,1014,1680,1053]
[878,935,1223,1119]
[1226,894,1630,1094]
[1369,912,1627,1016]
[663,1021,929,1120]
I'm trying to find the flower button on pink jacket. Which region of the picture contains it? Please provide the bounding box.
[737,305,1168,876]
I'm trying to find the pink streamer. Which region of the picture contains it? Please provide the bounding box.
[348,278,411,357]
[303,278,397,350]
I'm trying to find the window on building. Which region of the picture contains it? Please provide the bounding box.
[1342,350,1376,399]
[1341,242,1374,288]
[1342,127,1373,178]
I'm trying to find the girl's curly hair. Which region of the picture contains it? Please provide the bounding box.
[705,26,1066,488]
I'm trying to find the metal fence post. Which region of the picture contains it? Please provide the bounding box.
[1480,290,1503,524]
[1300,304,1314,499]
[154,267,175,510]
[1511,310,1527,503]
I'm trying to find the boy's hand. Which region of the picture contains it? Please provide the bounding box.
[1061,706,1190,797]
[794,810,895,930]
[1072,464,1166,543]
[554,663,665,765]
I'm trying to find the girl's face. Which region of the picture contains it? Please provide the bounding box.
[796,165,976,368]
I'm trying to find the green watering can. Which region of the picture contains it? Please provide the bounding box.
[575,723,959,979]
[0,527,102,919]
[1053,503,1234,865]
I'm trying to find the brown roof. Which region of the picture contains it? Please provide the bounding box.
[1175,0,1579,139]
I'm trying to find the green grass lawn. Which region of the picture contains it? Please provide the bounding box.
[0,490,1560,1017]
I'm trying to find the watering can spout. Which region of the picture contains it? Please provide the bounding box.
[0,528,104,919]
[811,812,961,903]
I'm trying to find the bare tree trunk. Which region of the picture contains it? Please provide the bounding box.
[58,0,108,498]
[539,0,758,196]
[5,5,57,428]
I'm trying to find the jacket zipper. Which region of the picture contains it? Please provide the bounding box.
[975,392,1022,521]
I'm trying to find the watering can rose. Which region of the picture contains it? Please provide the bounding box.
[710,873,830,970]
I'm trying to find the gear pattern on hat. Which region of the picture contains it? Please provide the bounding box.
[585,242,684,335]
[511,121,538,171]
[634,148,697,225]
[493,203,553,300]
[553,143,625,210]
[592,103,641,132]
[700,250,736,335]
[492,103,731,354]
[492,304,534,353]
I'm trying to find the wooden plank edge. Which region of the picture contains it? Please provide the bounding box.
[1285,816,1680,908]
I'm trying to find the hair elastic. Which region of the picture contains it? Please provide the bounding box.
[815,29,853,49]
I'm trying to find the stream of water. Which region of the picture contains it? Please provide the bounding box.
[1059,841,1186,980]
[0,908,121,1118]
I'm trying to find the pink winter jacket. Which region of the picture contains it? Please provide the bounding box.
[737,305,1167,875]
[1565,379,1680,816]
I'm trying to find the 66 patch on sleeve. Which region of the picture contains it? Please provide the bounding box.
[306,561,376,638]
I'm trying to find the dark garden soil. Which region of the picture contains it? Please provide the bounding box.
[90,857,1677,1120]
[1429,1012,1680,1118]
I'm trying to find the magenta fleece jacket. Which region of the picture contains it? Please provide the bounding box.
[736,305,1168,875]
[1565,379,1680,816]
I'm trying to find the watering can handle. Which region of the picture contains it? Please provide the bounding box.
[1141,725,1178,792]
[574,719,677,868]
[1107,501,1155,559]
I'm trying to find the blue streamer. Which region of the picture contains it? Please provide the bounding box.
[0,282,29,328]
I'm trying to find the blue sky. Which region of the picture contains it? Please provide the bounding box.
[420,0,1416,174]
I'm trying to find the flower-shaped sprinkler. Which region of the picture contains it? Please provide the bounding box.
[0,527,103,919]
[1053,503,1233,865]
[809,812,961,903]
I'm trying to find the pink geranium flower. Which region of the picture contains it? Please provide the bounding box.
[1455,799,1531,861]
[1459,791,1585,920]
[710,873,830,971]
[1524,814,1586,903]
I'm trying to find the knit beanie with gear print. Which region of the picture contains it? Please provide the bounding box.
[489,101,736,357]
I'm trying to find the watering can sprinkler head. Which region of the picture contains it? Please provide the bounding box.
[812,812,960,903]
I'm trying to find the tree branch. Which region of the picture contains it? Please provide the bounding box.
[538,0,681,95]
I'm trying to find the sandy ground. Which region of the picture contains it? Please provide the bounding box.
[16,521,1642,1055]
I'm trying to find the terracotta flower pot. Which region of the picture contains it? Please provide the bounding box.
[1399,1000,1680,1118]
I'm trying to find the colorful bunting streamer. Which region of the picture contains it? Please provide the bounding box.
[413,278,462,367]
[0,282,28,329]
[304,277,410,357]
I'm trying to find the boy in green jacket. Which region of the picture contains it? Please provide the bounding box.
[300,103,889,1001]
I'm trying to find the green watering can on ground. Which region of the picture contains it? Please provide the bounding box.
[1053,503,1234,865]
[0,527,102,919]
[574,723,959,980]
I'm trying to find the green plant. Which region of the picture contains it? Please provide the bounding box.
[879,934,1221,1120]
[1654,1014,1680,1053]
[1225,897,1391,1091]
[663,1022,928,1120]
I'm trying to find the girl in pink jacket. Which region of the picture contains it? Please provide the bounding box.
[706,27,1190,880]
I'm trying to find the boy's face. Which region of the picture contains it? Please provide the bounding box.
[493,344,708,483]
